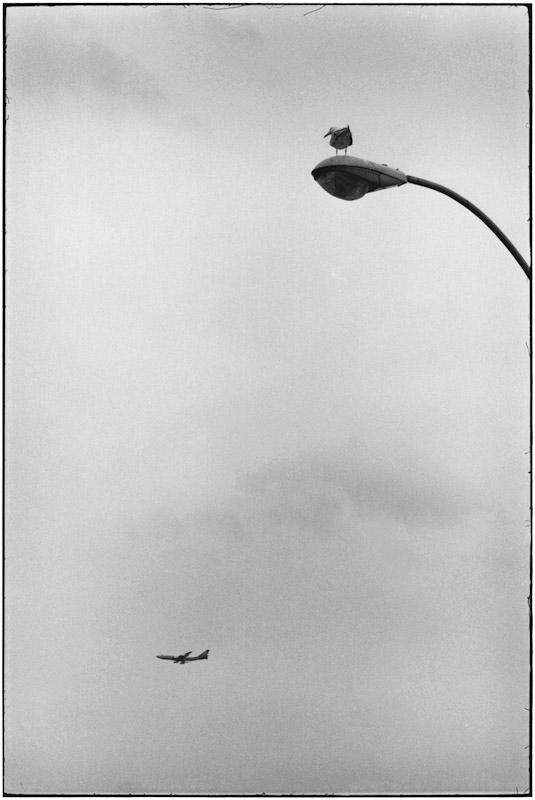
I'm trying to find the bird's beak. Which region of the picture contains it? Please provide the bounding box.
[323,132,330,137]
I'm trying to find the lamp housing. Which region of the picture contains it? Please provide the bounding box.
[312,155,407,201]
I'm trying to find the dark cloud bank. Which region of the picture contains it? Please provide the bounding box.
[9,29,161,106]
[187,438,472,543]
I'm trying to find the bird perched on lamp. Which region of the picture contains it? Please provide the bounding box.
[324,125,353,155]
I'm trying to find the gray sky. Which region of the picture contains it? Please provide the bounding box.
[5,3,530,795]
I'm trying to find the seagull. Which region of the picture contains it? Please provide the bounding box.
[324,125,353,155]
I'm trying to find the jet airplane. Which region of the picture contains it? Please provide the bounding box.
[156,649,209,664]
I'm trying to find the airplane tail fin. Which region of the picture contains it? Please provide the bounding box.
[199,649,209,659]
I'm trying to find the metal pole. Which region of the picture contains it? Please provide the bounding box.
[406,174,531,281]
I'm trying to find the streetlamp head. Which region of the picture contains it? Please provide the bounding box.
[311,155,407,201]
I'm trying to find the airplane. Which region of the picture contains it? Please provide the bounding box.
[156,649,209,664]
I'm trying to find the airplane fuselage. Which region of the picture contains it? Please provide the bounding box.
[175,655,205,663]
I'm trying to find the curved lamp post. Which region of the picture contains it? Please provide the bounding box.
[311,155,530,280]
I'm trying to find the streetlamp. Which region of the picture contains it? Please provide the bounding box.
[311,155,531,280]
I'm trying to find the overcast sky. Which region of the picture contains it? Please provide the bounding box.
[5,3,531,795]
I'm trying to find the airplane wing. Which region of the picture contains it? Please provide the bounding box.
[175,651,192,661]
[156,655,177,660]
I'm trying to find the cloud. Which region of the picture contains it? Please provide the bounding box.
[201,10,264,44]
[7,20,207,131]
[195,438,472,541]
[8,29,162,109]
[220,18,264,44]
